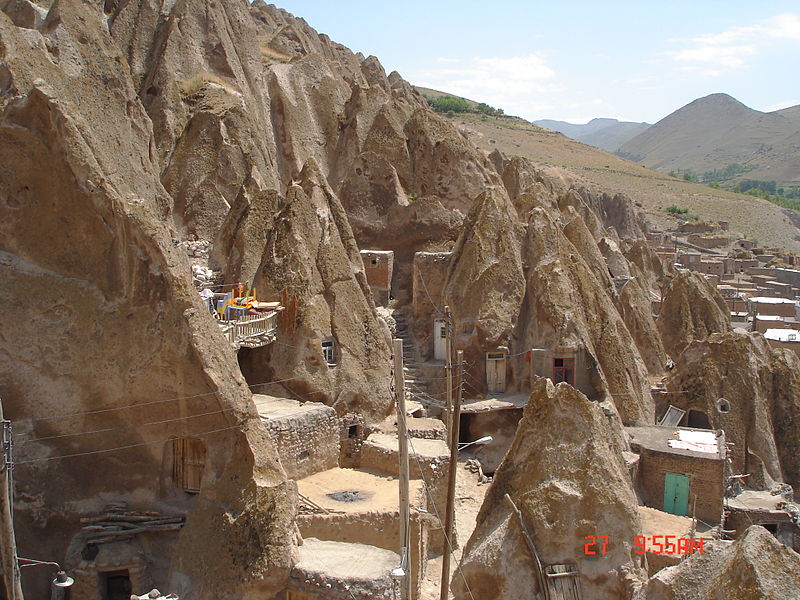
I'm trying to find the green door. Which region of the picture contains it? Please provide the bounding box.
[663,473,690,516]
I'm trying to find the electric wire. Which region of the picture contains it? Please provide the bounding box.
[407,435,477,600]
[416,269,443,314]
[14,424,243,465]
[18,407,236,446]
[19,375,306,425]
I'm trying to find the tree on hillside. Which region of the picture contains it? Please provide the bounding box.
[428,95,470,113]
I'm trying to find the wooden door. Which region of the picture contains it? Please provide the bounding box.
[174,438,206,493]
[486,353,506,394]
[663,473,689,516]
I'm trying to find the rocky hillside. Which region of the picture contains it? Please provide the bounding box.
[1,2,799,599]
[617,93,800,187]
[453,111,800,251]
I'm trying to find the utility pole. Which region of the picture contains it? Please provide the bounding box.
[0,397,22,600]
[444,306,453,443]
[440,350,463,600]
[393,339,412,600]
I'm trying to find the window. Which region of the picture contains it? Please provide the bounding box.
[371,258,379,265]
[173,438,205,493]
[553,357,575,386]
[348,424,359,439]
[322,339,336,365]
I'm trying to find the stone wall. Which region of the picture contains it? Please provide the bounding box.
[687,234,730,249]
[358,434,449,528]
[296,511,429,598]
[262,404,340,480]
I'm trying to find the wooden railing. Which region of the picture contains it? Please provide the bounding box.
[218,311,279,350]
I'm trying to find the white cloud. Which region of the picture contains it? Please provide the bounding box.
[408,53,563,118]
[764,99,800,112]
[666,12,800,75]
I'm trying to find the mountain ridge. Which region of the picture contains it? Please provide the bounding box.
[617,93,800,186]
[534,117,651,151]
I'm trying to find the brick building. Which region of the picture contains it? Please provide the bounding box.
[748,297,798,319]
[626,426,726,523]
[360,249,394,306]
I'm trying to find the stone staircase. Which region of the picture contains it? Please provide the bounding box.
[393,313,434,408]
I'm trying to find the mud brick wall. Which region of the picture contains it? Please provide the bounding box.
[262,405,340,480]
[338,412,368,468]
[360,250,394,305]
[634,446,724,523]
[296,511,430,598]
[411,252,452,359]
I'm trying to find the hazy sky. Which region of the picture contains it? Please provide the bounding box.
[271,1,800,124]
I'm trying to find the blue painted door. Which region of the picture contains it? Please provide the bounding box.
[663,473,690,516]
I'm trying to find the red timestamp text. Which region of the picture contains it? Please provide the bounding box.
[583,535,705,555]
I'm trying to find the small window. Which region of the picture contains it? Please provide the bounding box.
[322,339,336,365]
[173,438,205,493]
[439,326,447,339]
[348,424,359,439]
[371,258,379,265]
[298,450,310,461]
[717,398,730,414]
[487,353,505,360]
[553,357,575,385]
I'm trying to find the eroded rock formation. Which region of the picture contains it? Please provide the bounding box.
[657,270,731,358]
[454,378,646,600]
[647,526,800,600]
[0,2,294,598]
[664,331,800,490]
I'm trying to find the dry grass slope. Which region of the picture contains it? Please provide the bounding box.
[450,112,800,252]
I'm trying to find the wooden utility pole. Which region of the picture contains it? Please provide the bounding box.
[440,350,463,600]
[394,339,412,600]
[0,398,22,600]
[444,306,453,442]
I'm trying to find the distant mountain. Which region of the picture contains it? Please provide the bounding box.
[533,117,651,151]
[616,93,800,187]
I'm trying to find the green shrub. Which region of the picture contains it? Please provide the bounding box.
[428,95,471,113]
[666,205,689,215]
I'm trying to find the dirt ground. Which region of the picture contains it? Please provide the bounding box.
[296,467,426,513]
[419,459,490,599]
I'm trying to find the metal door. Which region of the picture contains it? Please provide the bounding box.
[663,473,690,516]
[434,319,447,360]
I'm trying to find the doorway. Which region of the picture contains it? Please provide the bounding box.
[663,473,690,516]
[686,410,711,429]
[486,352,507,394]
[434,319,447,360]
[101,570,132,600]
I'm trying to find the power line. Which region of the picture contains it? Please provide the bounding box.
[14,424,244,465]
[19,375,305,425]
[417,269,443,314]
[18,407,236,446]
[407,436,477,600]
